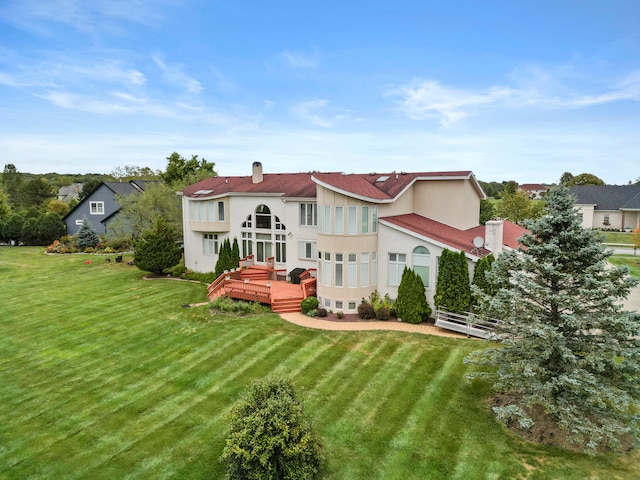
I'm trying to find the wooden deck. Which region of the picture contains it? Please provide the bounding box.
[207,256,316,313]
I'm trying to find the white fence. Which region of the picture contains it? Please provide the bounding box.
[434,309,500,339]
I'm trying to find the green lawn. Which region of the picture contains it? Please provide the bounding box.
[609,254,640,279]
[602,231,635,245]
[1,248,639,479]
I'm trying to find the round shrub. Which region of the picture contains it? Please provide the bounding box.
[376,306,390,321]
[306,309,318,317]
[316,307,327,317]
[336,311,344,319]
[300,296,319,315]
[357,301,375,319]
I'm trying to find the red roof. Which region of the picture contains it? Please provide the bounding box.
[381,214,527,255]
[519,183,547,191]
[312,171,479,201]
[180,172,317,198]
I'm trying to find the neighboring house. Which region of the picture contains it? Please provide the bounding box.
[180,162,526,314]
[64,180,149,235]
[519,183,548,199]
[57,183,83,203]
[571,185,640,231]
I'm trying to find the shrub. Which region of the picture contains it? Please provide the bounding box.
[300,296,319,315]
[76,217,100,250]
[306,309,318,318]
[396,267,431,324]
[357,301,375,319]
[210,296,270,315]
[376,306,390,321]
[316,307,327,317]
[336,311,344,319]
[133,218,182,275]
[221,377,322,480]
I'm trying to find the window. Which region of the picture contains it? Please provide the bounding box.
[298,241,317,260]
[335,253,343,287]
[348,301,356,310]
[603,214,610,226]
[317,251,322,284]
[348,254,357,288]
[412,246,430,288]
[335,207,344,234]
[360,253,369,287]
[388,253,406,286]
[324,252,331,286]
[361,206,369,233]
[371,252,377,285]
[218,201,225,221]
[300,203,317,226]
[324,206,331,233]
[90,201,104,215]
[256,233,272,262]
[372,206,378,232]
[207,201,216,222]
[242,232,252,257]
[199,202,206,221]
[75,219,83,225]
[348,206,357,234]
[241,214,252,228]
[317,206,323,233]
[256,205,271,229]
[336,301,343,310]
[275,234,286,263]
[190,201,199,221]
[204,234,218,255]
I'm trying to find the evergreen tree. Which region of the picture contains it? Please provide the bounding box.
[231,237,240,268]
[76,217,100,250]
[396,267,431,324]
[215,238,231,277]
[434,249,471,314]
[221,377,322,480]
[471,254,495,308]
[466,187,640,453]
[133,218,182,274]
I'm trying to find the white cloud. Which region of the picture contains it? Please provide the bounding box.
[290,99,334,127]
[279,49,318,69]
[152,54,203,94]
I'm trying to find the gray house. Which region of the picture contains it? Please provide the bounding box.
[571,185,640,231]
[64,181,150,235]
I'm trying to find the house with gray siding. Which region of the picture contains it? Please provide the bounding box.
[571,185,640,231]
[64,181,149,235]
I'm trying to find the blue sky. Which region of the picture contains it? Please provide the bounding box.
[0,0,638,184]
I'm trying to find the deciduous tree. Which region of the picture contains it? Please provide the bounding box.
[466,187,640,453]
[161,152,217,189]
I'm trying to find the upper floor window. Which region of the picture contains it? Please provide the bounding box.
[218,201,225,221]
[335,207,344,234]
[300,203,317,226]
[90,201,104,215]
[348,207,357,234]
[207,200,216,222]
[372,206,378,233]
[256,204,271,229]
[361,206,369,233]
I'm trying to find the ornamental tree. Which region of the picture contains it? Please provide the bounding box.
[465,186,640,453]
[396,267,430,323]
[221,377,322,480]
[76,217,100,250]
[133,218,182,274]
[471,253,495,308]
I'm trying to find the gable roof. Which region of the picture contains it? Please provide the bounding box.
[519,183,547,191]
[380,213,526,257]
[570,185,640,210]
[180,173,317,199]
[312,170,485,203]
[63,180,150,221]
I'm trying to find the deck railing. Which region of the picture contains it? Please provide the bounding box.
[434,309,500,339]
[224,279,271,303]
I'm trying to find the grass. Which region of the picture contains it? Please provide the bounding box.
[609,254,640,279]
[1,247,639,479]
[601,231,635,245]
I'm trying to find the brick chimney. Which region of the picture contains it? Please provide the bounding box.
[484,219,504,255]
[252,161,263,184]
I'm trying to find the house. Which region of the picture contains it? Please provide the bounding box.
[519,183,548,199]
[180,162,526,314]
[570,185,640,231]
[57,183,83,203]
[64,180,150,235]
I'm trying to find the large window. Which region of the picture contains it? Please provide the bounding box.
[207,201,216,222]
[276,234,286,263]
[256,233,272,262]
[204,233,218,255]
[300,203,317,226]
[335,207,344,234]
[324,252,331,286]
[371,252,377,285]
[335,254,343,287]
[372,206,378,232]
[361,206,369,233]
[348,254,357,288]
[388,253,406,286]
[298,241,317,260]
[256,205,271,229]
[361,253,369,287]
[218,201,225,221]
[412,246,430,287]
[324,206,331,233]
[348,206,357,234]
[90,201,104,215]
[242,232,252,257]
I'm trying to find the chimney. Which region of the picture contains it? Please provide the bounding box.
[484,219,504,255]
[252,161,263,184]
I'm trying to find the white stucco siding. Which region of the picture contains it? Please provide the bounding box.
[412,180,480,230]
[593,210,622,230]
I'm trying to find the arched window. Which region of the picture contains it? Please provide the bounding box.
[412,246,430,287]
[240,205,287,263]
[255,205,271,229]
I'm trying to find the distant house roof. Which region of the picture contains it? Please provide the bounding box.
[519,183,547,191]
[180,173,317,199]
[57,183,83,203]
[312,171,485,203]
[380,214,527,256]
[570,185,640,211]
